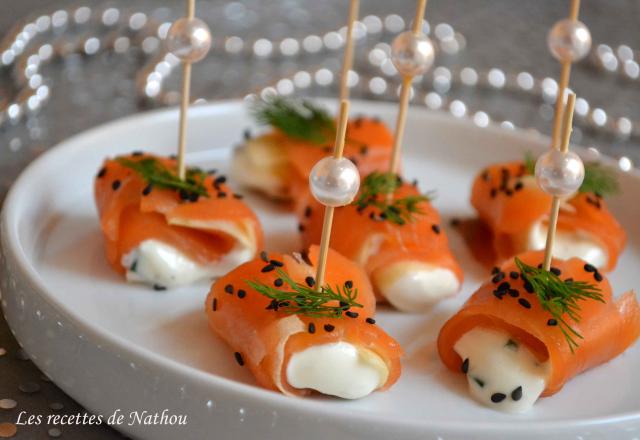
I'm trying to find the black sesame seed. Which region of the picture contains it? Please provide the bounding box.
[523,280,534,293]
[550,267,562,276]
[207,169,217,175]
[270,259,284,267]
[111,180,121,190]
[564,278,574,284]
[261,264,275,273]
[365,317,376,324]
[547,318,558,326]
[179,189,189,200]
[97,167,107,178]
[234,352,244,366]
[491,393,507,403]
[360,145,369,155]
[511,386,523,401]
[142,184,153,196]
[304,206,312,218]
[514,181,524,191]
[214,176,227,185]
[497,281,511,292]
[243,128,251,140]
[481,170,489,181]
[505,189,513,196]
[132,150,143,156]
[594,271,603,282]
[274,278,283,287]
[509,271,519,280]
[537,263,543,269]
[212,298,217,311]
[431,224,441,234]
[344,280,353,289]
[233,193,244,199]
[324,324,335,332]
[461,358,469,374]
[518,298,531,309]
[473,377,485,387]
[189,193,200,203]
[505,339,518,350]
[224,284,234,294]
[450,218,460,227]
[490,188,497,198]
[308,323,316,334]
[493,290,504,300]
[491,266,500,275]
[153,284,167,291]
[584,263,597,273]
[298,223,305,232]
[345,311,359,318]
[217,192,227,198]
[260,251,269,262]
[237,289,246,299]
[492,272,505,283]
[305,276,315,287]
[508,289,520,298]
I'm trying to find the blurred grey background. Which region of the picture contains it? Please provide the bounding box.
[0,1,638,439]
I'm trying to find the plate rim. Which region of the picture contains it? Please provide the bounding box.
[2,98,639,433]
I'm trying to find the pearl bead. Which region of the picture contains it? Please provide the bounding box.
[547,19,592,62]
[390,31,435,76]
[309,157,360,207]
[535,149,585,197]
[166,17,212,63]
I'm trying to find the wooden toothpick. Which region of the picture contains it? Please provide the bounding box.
[339,0,360,102]
[550,0,580,150]
[176,0,197,180]
[315,100,350,289]
[388,0,428,175]
[543,92,576,271]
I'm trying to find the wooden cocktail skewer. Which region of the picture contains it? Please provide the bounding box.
[549,0,591,149]
[541,93,581,271]
[166,0,212,180]
[388,0,434,174]
[313,100,354,289]
[339,0,360,102]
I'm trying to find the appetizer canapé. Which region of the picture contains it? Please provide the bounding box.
[231,97,393,204]
[471,157,625,271]
[438,251,639,412]
[95,152,263,288]
[298,172,463,312]
[205,246,402,399]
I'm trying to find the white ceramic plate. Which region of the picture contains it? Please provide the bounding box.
[1,100,639,440]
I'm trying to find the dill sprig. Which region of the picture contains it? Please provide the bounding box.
[352,172,432,225]
[515,257,605,352]
[116,157,209,197]
[246,269,362,318]
[523,152,619,197]
[251,96,335,144]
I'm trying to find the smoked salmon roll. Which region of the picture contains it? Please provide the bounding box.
[205,246,402,399]
[298,172,463,312]
[231,96,393,205]
[437,250,640,412]
[471,159,625,271]
[94,152,263,288]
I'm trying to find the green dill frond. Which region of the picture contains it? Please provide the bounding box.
[580,162,620,196]
[246,269,362,318]
[251,96,335,144]
[514,257,605,352]
[524,151,536,175]
[116,157,209,197]
[352,172,433,225]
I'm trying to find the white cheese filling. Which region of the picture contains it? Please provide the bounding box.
[454,327,550,413]
[521,220,608,269]
[373,261,460,312]
[122,239,253,288]
[286,342,388,399]
[230,135,289,199]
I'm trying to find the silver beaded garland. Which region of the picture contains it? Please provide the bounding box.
[309,157,360,207]
[165,17,211,62]
[547,18,592,62]
[535,149,585,197]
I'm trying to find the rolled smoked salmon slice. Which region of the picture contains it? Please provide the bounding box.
[205,246,402,398]
[297,178,463,312]
[471,161,626,271]
[94,152,263,287]
[438,250,640,398]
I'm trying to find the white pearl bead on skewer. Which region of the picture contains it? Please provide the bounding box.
[390,30,435,77]
[166,17,212,63]
[547,18,592,63]
[309,156,360,207]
